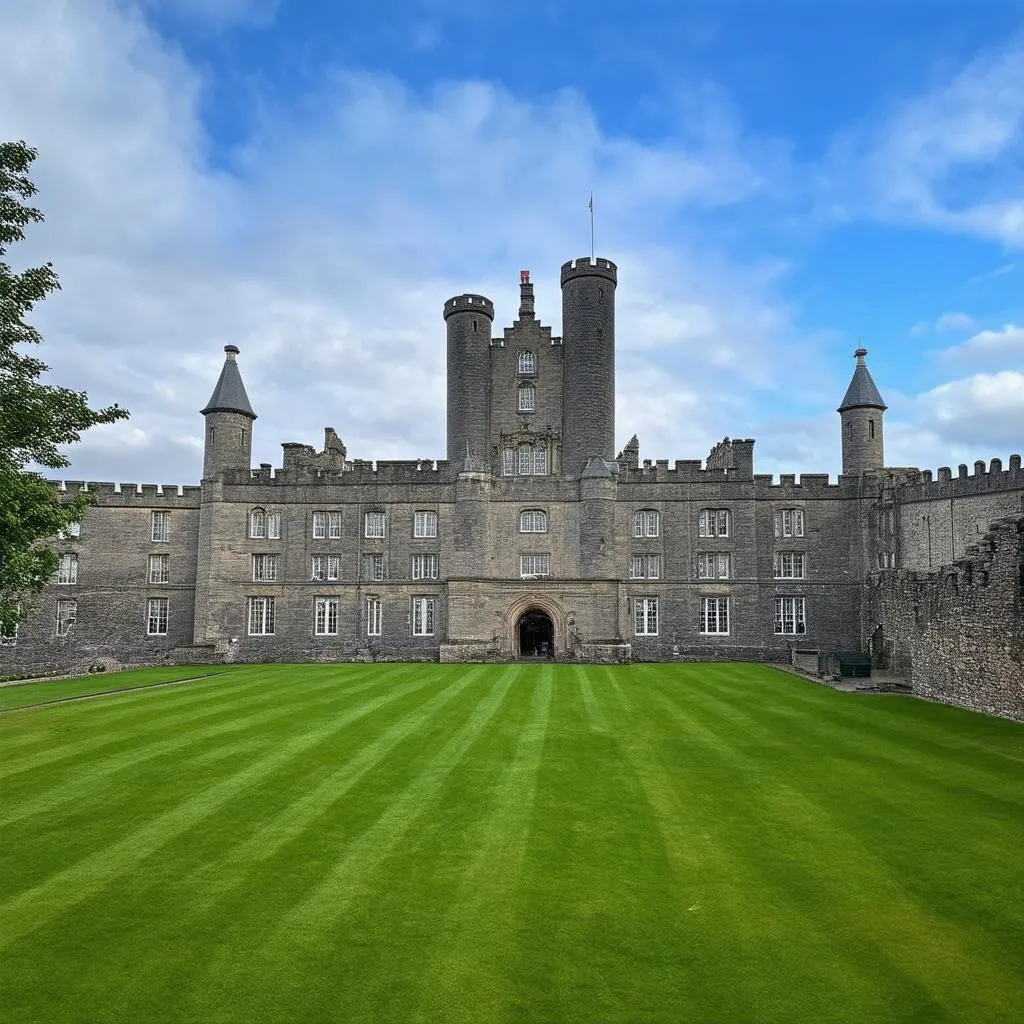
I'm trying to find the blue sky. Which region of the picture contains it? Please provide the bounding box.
[3,0,1023,482]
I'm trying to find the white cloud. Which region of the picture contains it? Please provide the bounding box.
[944,323,1024,363]
[913,370,1024,452]
[935,311,975,332]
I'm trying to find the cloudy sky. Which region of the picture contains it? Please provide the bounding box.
[3,0,1023,483]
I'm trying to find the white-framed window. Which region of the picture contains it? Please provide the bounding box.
[328,512,342,539]
[698,509,730,538]
[503,449,515,476]
[312,511,326,539]
[252,554,278,582]
[520,509,548,533]
[634,597,658,636]
[518,350,536,375]
[633,509,659,538]
[518,383,535,412]
[151,511,170,543]
[57,521,81,540]
[629,554,661,579]
[518,444,532,475]
[314,597,339,636]
[878,551,897,569]
[147,597,169,636]
[248,596,275,635]
[774,596,806,635]
[774,509,805,538]
[414,511,438,538]
[366,597,382,636]
[533,448,548,475]
[313,511,342,539]
[697,552,731,580]
[361,553,385,581]
[249,508,267,538]
[56,598,77,637]
[773,552,805,579]
[520,553,550,577]
[700,596,730,635]
[149,554,169,584]
[509,444,548,476]
[412,554,439,580]
[312,555,340,581]
[267,512,281,539]
[412,596,435,636]
[365,511,386,539]
[57,553,78,585]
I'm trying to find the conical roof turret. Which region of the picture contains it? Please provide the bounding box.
[838,347,886,412]
[201,345,256,419]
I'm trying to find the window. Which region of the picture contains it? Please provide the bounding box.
[414,511,438,538]
[361,553,385,581]
[518,384,535,412]
[147,597,169,636]
[412,554,439,580]
[311,555,340,581]
[57,521,80,540]
[518,350,536,375]
[252,554,278,582]
[520,510,548,533]
[774,509,804,539]
[633,510,659,538]
[508,444,548,476]
[774,596,806,635]
[249,509,267,538]
[313,512,326,539]
[698,509,730,538]
[412,596,434,636]
[520,553,550,577]
[629,555,661,579]
[366,597,382,636]
[313,511,342,539]
[869,419,875,439]
[149,554,169,584]
[700,597,730,635]
[248,596,275,635]
[634,597,658,635]
[57,553,78,585]
[151,511,170,543]
[328,512,342,539]
[533,448,548,475]
[503,449,515,476]
[697,553,731,580]
[365,511,386,539]
[518,444,532,475]
[56,599,77,637]
[773,552,805,579]
[314,597,339,636]
[267,512,281,539]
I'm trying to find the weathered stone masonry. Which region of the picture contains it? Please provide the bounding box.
[3,256,1022,721]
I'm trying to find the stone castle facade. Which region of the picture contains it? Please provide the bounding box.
[3,257,1022,719]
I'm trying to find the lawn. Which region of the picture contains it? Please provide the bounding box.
[1,662,1022,1023]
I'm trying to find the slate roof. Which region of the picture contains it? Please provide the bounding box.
[201,345,256,419]
[838,348,887,412]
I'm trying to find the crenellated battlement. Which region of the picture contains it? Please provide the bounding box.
[51,480,202,507]
[443,293,495,320]
[218,459,459,487]
[613,461,850,495]
[890,453,1023,501]
[560,257,618,284]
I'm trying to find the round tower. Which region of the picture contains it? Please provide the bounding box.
[200,345,256,480]
[838,347,886,475]
[444,293,494,467]
[561,257,617,477]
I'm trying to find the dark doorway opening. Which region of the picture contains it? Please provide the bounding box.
[518,609,554,659]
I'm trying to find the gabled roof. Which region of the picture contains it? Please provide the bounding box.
[838,348,886,412]
[201,345,256,419]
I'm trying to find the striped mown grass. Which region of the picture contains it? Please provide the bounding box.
[1,662,1022,1023]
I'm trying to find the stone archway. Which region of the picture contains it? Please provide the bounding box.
[503,595,566,659]
[517,609,554,659]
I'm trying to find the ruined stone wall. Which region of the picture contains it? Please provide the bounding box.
[866,515,1024,721]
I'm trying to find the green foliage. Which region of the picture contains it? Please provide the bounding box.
[0,141,128,635]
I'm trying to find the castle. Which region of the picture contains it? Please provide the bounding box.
[2,257,1022,720]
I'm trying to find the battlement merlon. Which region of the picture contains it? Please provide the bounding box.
[560,257,618,285]
[443,294,495,321]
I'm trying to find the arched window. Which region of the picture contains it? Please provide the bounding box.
[634,509,659,538]
[520,509,548,533]
[249,508,266,539]
[518,383,535,412]
[518,350,536,375]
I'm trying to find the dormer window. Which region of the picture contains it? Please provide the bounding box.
[518,383,535,412]
[518,350,536,375]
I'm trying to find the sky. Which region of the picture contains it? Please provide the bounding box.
[2,0,1023,483]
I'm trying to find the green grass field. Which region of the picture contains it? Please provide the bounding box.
[1,663,1022,1023]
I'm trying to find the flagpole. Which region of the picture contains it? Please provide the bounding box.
[589,193,595,260]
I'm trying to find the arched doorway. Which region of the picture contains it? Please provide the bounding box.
[517,609,554,659]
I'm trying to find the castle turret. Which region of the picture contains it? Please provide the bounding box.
[445,293,494,466]
[561,257,617,477]
[838,347,886,475]
[200,345,256,479]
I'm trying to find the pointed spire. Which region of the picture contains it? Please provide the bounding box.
[201,345,256,419]
[838,347,886,412]
[518,269,535,319]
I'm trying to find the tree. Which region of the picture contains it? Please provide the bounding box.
[0,141,128,638]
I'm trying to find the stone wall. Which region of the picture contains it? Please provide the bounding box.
[866,515,1024,721]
